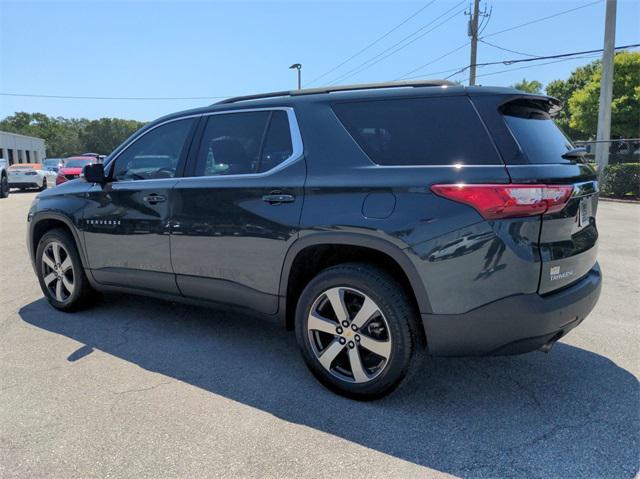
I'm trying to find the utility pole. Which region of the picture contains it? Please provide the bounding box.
[595,0,617,173]
[468,0,481,86]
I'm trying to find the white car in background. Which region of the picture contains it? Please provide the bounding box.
[7,163,57,191]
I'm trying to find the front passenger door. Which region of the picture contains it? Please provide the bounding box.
[83,117,197,294]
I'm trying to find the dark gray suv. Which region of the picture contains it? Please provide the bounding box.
[27,80,601,399]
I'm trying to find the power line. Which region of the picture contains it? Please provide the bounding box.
[5,44,637,102]
[395,42,470,80]
[402,43,639,82]
[453,43,640,74]
[479,39,539,58]
[459,53,603,83]
[481,0,602,39]
[327,1,466,85]
[400,65,473,81]
[304,0,438,87]
[396,0,601,83]
[477,5,493,36]
[0,93,230,101]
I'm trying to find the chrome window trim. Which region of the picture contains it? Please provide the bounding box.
[105,107,303,183]
[367,164,506,169]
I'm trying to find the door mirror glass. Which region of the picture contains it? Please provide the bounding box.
[83,163,106,183]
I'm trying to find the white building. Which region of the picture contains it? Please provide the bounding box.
[0,131,46,165]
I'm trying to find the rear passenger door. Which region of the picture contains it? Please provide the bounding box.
[170,108,305,314]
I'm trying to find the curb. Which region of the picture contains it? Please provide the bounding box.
[599,197,640,204]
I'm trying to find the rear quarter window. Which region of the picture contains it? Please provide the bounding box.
[332,96,501,166]
[501,101,574,164]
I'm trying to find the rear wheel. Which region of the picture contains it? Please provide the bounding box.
[36,229,96,311]
[0,174,8,198]
[295,263,423,400]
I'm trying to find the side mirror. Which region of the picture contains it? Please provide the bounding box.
[83,163,107,183]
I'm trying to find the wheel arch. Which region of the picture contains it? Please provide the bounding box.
[279,233,432,330]
[29,212,88,270]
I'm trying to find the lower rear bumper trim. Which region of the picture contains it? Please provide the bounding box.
[422,262,602,356]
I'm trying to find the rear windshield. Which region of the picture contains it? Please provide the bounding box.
[502,101,574,164]
[332,96,501,166]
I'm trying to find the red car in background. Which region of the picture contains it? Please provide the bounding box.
[56,156,98,185]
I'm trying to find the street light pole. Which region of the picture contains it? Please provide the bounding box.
[595,0,617,173]
[289,63,302,90]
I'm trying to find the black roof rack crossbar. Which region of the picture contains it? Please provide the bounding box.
[214,79,457,105]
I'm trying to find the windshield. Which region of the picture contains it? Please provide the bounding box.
[65,159,94,168]
[502,102,574,164]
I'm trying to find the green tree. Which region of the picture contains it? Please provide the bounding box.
[568,51,640,139]
[80,118,145,155]
[512,78,543,94]
[0,113,144,157]
[0,112,87,157]
[546,60,601,140]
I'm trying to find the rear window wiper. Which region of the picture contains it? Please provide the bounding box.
[561,147,587,160]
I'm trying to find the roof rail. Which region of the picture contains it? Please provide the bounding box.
[214,79,457,105]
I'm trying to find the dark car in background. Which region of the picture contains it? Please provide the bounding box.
[26,81,601,399]
[43,158,65,173]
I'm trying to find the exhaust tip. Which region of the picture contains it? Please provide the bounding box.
[540,332,564,353]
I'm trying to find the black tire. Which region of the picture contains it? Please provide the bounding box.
[36,228,97,312]
[39,178,47,191]
[295,263,424,400]
[0,174,8,198]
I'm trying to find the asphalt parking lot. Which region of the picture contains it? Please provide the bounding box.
[1,190,638,479]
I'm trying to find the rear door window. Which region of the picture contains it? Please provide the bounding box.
[502,101,574,164]
[196,110,294,176]
[332,96,501,166]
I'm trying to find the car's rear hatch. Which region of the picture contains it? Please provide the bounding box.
[474,93,599,294]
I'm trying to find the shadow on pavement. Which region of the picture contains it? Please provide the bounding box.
[19,295,639,478]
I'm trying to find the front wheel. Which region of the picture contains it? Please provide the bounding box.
[39,178,48,191]
[295,263,424,400]
[36,228,96,311]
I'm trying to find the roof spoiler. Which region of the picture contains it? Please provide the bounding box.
[498,94,563,116]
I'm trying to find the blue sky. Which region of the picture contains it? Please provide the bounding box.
[0,0,638,121]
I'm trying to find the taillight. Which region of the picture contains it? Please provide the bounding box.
[431,184,573,219]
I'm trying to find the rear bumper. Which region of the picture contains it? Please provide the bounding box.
[422,262,602,356]
[9,182,40,188]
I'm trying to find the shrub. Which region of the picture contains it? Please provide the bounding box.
[600,163,640,197]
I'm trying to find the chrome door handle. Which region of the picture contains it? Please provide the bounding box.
[143,194,166,204]
[262,193,295,204]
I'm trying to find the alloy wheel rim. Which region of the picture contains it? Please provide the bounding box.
[42,241,74,302]
[307,287,392,384]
